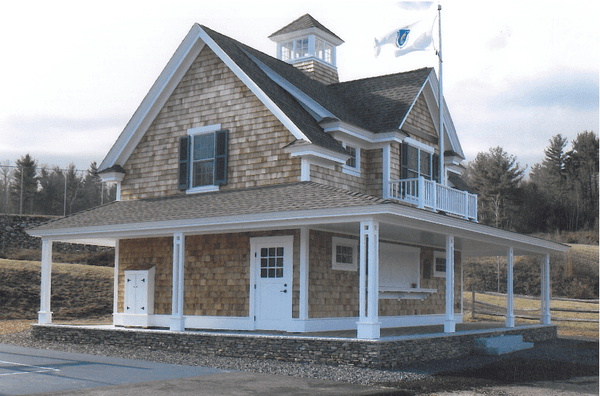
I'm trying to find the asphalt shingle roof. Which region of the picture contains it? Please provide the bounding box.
[32,182,391,232]
[203,25,433,144]
[268,14,343,43]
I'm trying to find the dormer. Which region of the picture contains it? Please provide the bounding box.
[269,14,344,85]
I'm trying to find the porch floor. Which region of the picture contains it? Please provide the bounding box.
[53,320,537,340]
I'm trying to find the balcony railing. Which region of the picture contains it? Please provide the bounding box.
[389,177,477,222]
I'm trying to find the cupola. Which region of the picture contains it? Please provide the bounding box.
[269,14,344,85]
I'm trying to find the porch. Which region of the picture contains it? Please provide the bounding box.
[389,177,478,221]
[32,321,558,369]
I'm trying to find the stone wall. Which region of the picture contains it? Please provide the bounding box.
[0,214,114,261]
[32,324,558,369]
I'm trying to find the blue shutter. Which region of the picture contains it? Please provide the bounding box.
[178,136,190,190]
[400,142,408,179]
[432,153,440,183]
[214,130,228,185]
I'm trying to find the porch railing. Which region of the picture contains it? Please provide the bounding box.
[389,177,477,222]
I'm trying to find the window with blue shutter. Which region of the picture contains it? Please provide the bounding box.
[180,125,228,192]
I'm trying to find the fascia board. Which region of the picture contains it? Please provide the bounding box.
[321,121,406,147]
[270,27,344,46]
[243,50,337,121]
[397,69,432,131]
[29,203,568,255]
[423,73,465,159]
[286,143,348,164]
[197,27,311,143]
[99,24,207,171]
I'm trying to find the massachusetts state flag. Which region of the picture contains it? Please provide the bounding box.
[374,16,436,57]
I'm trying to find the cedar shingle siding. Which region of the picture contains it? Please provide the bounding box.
[121,46,301,200]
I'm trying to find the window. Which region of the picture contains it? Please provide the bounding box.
[340,142,360,176]
[316,38,333,64]
[345,146,357,168]
[400,142,439,182]
[260,247,284,278]
[332,237,358,271]
[433,251,446,277]
[178,125,228,192]
[294,38,309,59]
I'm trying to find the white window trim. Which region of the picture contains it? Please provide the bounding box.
[433,251,446,277]
[186,124,221,194]
[341,143,361,177]
[332,237,358,271]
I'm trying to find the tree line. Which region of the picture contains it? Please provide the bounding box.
[463,131,599,234]
[1,154,116,216]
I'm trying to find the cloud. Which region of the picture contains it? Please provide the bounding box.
[508,69,599,111]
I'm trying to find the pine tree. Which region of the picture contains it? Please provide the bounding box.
[10,154,38,215]
[464,147,525,230]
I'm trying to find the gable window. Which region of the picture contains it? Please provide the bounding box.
[332,237,358,271]
[401,141,439,182]
[179,124,228,192]
[433,251,446,277]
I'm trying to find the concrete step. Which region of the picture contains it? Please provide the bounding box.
[474,335,534,355]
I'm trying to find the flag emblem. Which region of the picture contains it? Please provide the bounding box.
[396,29,410,48]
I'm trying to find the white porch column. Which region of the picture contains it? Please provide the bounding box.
[113,239,120,317]
[357,220,380,339]
[541,254,551,324]
[170,233,186,331]
[444,235,455,333]
[299,227,310,320]
[38,239,53,324]
[506,247,515,327]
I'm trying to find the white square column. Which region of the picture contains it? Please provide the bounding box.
[299,227,310,320]
[170,233,186,331]
[357,220,380,339]
[38,239,53,324]
[444,235,455,333]
[506,247,515,327]
[541,254,551,325]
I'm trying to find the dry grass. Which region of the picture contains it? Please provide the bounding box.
[463,292,599,339]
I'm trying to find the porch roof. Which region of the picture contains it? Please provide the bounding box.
[28,182,569,257]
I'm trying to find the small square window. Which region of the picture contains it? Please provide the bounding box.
[332,237,358,271]
[345,146,357,168]
[433,251,446,277]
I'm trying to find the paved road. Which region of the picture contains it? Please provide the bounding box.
[0,344,391,396]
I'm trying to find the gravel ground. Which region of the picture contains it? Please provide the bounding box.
[1,329,597,395]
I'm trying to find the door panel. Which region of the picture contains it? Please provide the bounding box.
[253,237,293,330]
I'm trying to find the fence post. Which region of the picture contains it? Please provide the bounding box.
[472,289,476,319]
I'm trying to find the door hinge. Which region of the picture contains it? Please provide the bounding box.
[254,284,256,289]
[253,316,256,321]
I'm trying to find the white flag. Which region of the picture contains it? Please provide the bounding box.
[374,16,436,57]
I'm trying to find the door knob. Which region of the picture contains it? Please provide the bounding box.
[280,289,287,293]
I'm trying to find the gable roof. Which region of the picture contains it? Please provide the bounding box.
[99,22,462,172]
[328,68,432,133]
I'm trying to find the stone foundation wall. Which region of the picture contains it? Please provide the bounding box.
[32,324,557,369]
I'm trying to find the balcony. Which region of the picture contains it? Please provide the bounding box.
[389,177,477,222]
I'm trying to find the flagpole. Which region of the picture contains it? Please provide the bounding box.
[438,3,445,186]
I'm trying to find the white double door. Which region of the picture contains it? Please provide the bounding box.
[251,236,293,330]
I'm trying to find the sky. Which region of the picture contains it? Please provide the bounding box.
[0,0,598,175]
